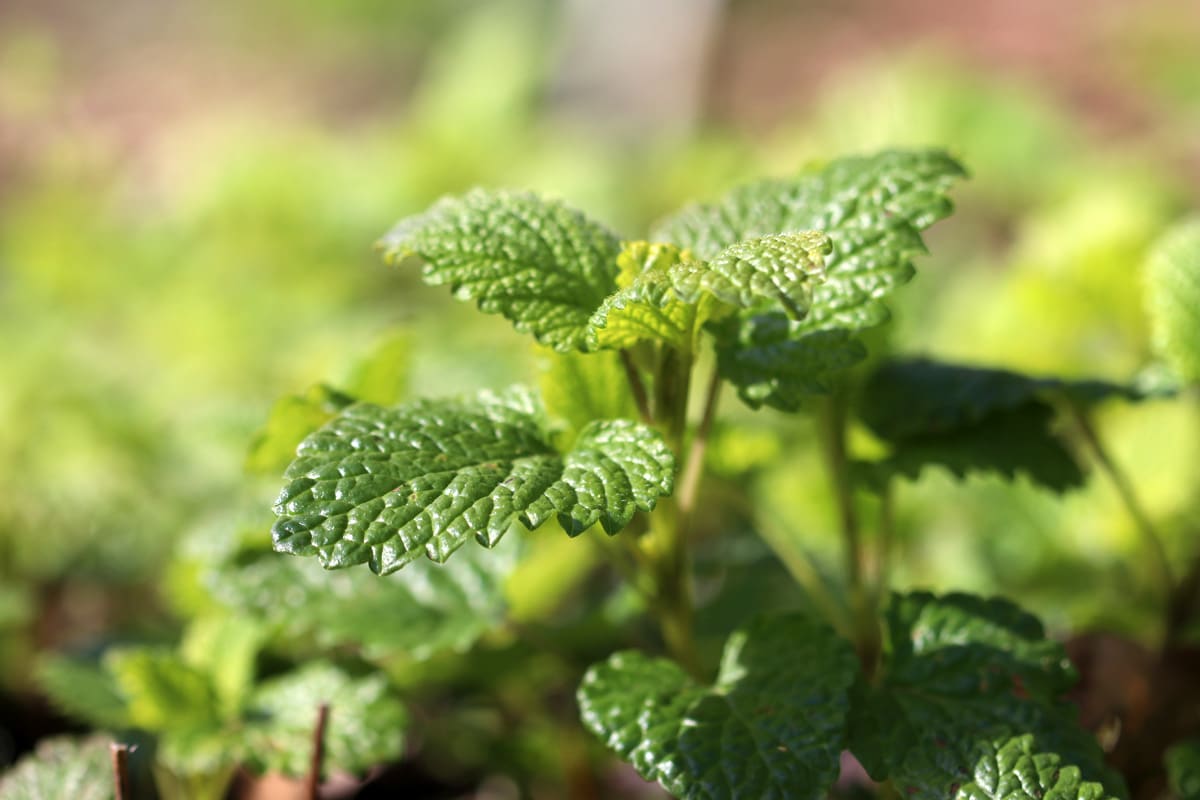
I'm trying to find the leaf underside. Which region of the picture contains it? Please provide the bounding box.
[272,395,674,573]
[847,592,1126,800]
[655,149,966,410]
[578,614,858,800]
[379,189,622,352]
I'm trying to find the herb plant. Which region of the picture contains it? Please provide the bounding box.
[263,148,1168,799]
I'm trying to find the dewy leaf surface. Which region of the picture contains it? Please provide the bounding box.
[272,395,674,573]
[0,735,115,800]
[379,189,622,352]
[1145,219,1200,382]
[956,735,1116,800]
[241,664,406,778]
[578,614,858,800]
[209,533,520,662]
[846,592,1125,800]
[657,150,965,410]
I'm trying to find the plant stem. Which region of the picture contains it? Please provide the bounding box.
[306,703,330,800]
[110,743,130,800]
[1065,399,1174,595]
[875,481,896,608]
[619,349,653,424]
[678,370,721,517]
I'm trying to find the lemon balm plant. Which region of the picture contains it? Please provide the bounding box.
[263,149,1150,799]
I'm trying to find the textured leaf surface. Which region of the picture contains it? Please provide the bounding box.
[661,150,964,410]
[956,735,1116,800]
[1167,739,1200,800]
[209,533,519,662]
[0,735,114,800]
[1145,219,1200,381]
[858,358,1147,490]
[379,190,621,352]
[578,614,858,800]
[272,395,674,573]
[847,592,1124,799]
[588,241,705,351]
[242,664,406,778]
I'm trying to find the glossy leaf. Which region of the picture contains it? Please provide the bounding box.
[0,736,115,800]
[847,592,1125,799]
[957,735,1117,800]
[241,664,406,778]
[588,242,705,351]
[578,614,858,800]
[272,395,674,573]
[1145,219,1200,382]
[1167,739,1200,800]
[379,189,622,352]
[209,533,519,662]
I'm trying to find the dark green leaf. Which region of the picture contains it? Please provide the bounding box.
[242,664,406,778]
[578,614,858,800]
[957,735,1117,800]
[847,592,1125,799]
[379,190,622,352]
[1167,739,1200,800]
[272,394,674,573]
[1145,219,1200,382]
[0,736,115,800]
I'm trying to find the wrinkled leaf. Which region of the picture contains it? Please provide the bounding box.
[1145,219,1200,382]
[957,735,1117,800]
[578,614,858,800]
[0,736,115,800]
[242,664,406,778]
[272,395,674,573]
[588,242,705,351]
[847,592,1125,799]
[380,190,621,352]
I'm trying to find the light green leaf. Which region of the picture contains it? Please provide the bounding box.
[36,657,130,730]
[245,384,355,476]
[180,616,263,719]
[208,532,520,662]
[956,735,1117,800]
[1167,739,1200,800]
[241,664,406,778]
[662,150,965,410]
[538,348,639,444]
[342,329,410,405]
[588,242,704,351]
[272,395,674,573]
[1145,219,1200,382]
[0,736,114,800]
[578,614,858,800]
[105,648,221,733]
[379,189,622,352]
[846,592,1125,800]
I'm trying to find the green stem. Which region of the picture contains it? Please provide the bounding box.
[620,349,653,424]
[874,480,896,609]
[1065,399,1174,595]
[678,369,721,518]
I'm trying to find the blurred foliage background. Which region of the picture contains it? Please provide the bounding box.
[1,0,1199,794]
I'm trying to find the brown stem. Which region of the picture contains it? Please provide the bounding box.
[678,370,721,517]
[306,703,331,800]
[110,743,130,800]
[619,349,653,424]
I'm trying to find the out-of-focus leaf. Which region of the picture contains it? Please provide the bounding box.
[1145,219,1200,382]
[0,735,115,800]
[36,658,129,730]
[379,190,622,352]
[578,614,858,800]
[272,395,674,573]
[342,330,410,405]
[1167,739,1200,800]
[245,384,355,476]
[538,348,638,443]
[104,649,220,733]
[241,664,406,778]
[179,616,263,719]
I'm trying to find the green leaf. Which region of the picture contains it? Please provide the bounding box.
[662,150,965,410]
[272,394,674,573]
[36,657,130,730]
[1145,219,1200,382]
[105,648,221,733]
[342,329,410,405]
[674,232,829,317]
[245,384,355,476]
[241,664,406,778]
[956,735,1117,800]
[538,348,639,443]
[379,189,622,352]
[578,614,858,800]
[1167,739,1200,800]
[209,532,520,662]
[179,616,263,719]
[857,358,1150,491]
[846,592,1125,799]
[0,736,115,800]
[588,241,706,351]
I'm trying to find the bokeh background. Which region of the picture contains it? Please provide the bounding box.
[1,0,1199,795]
